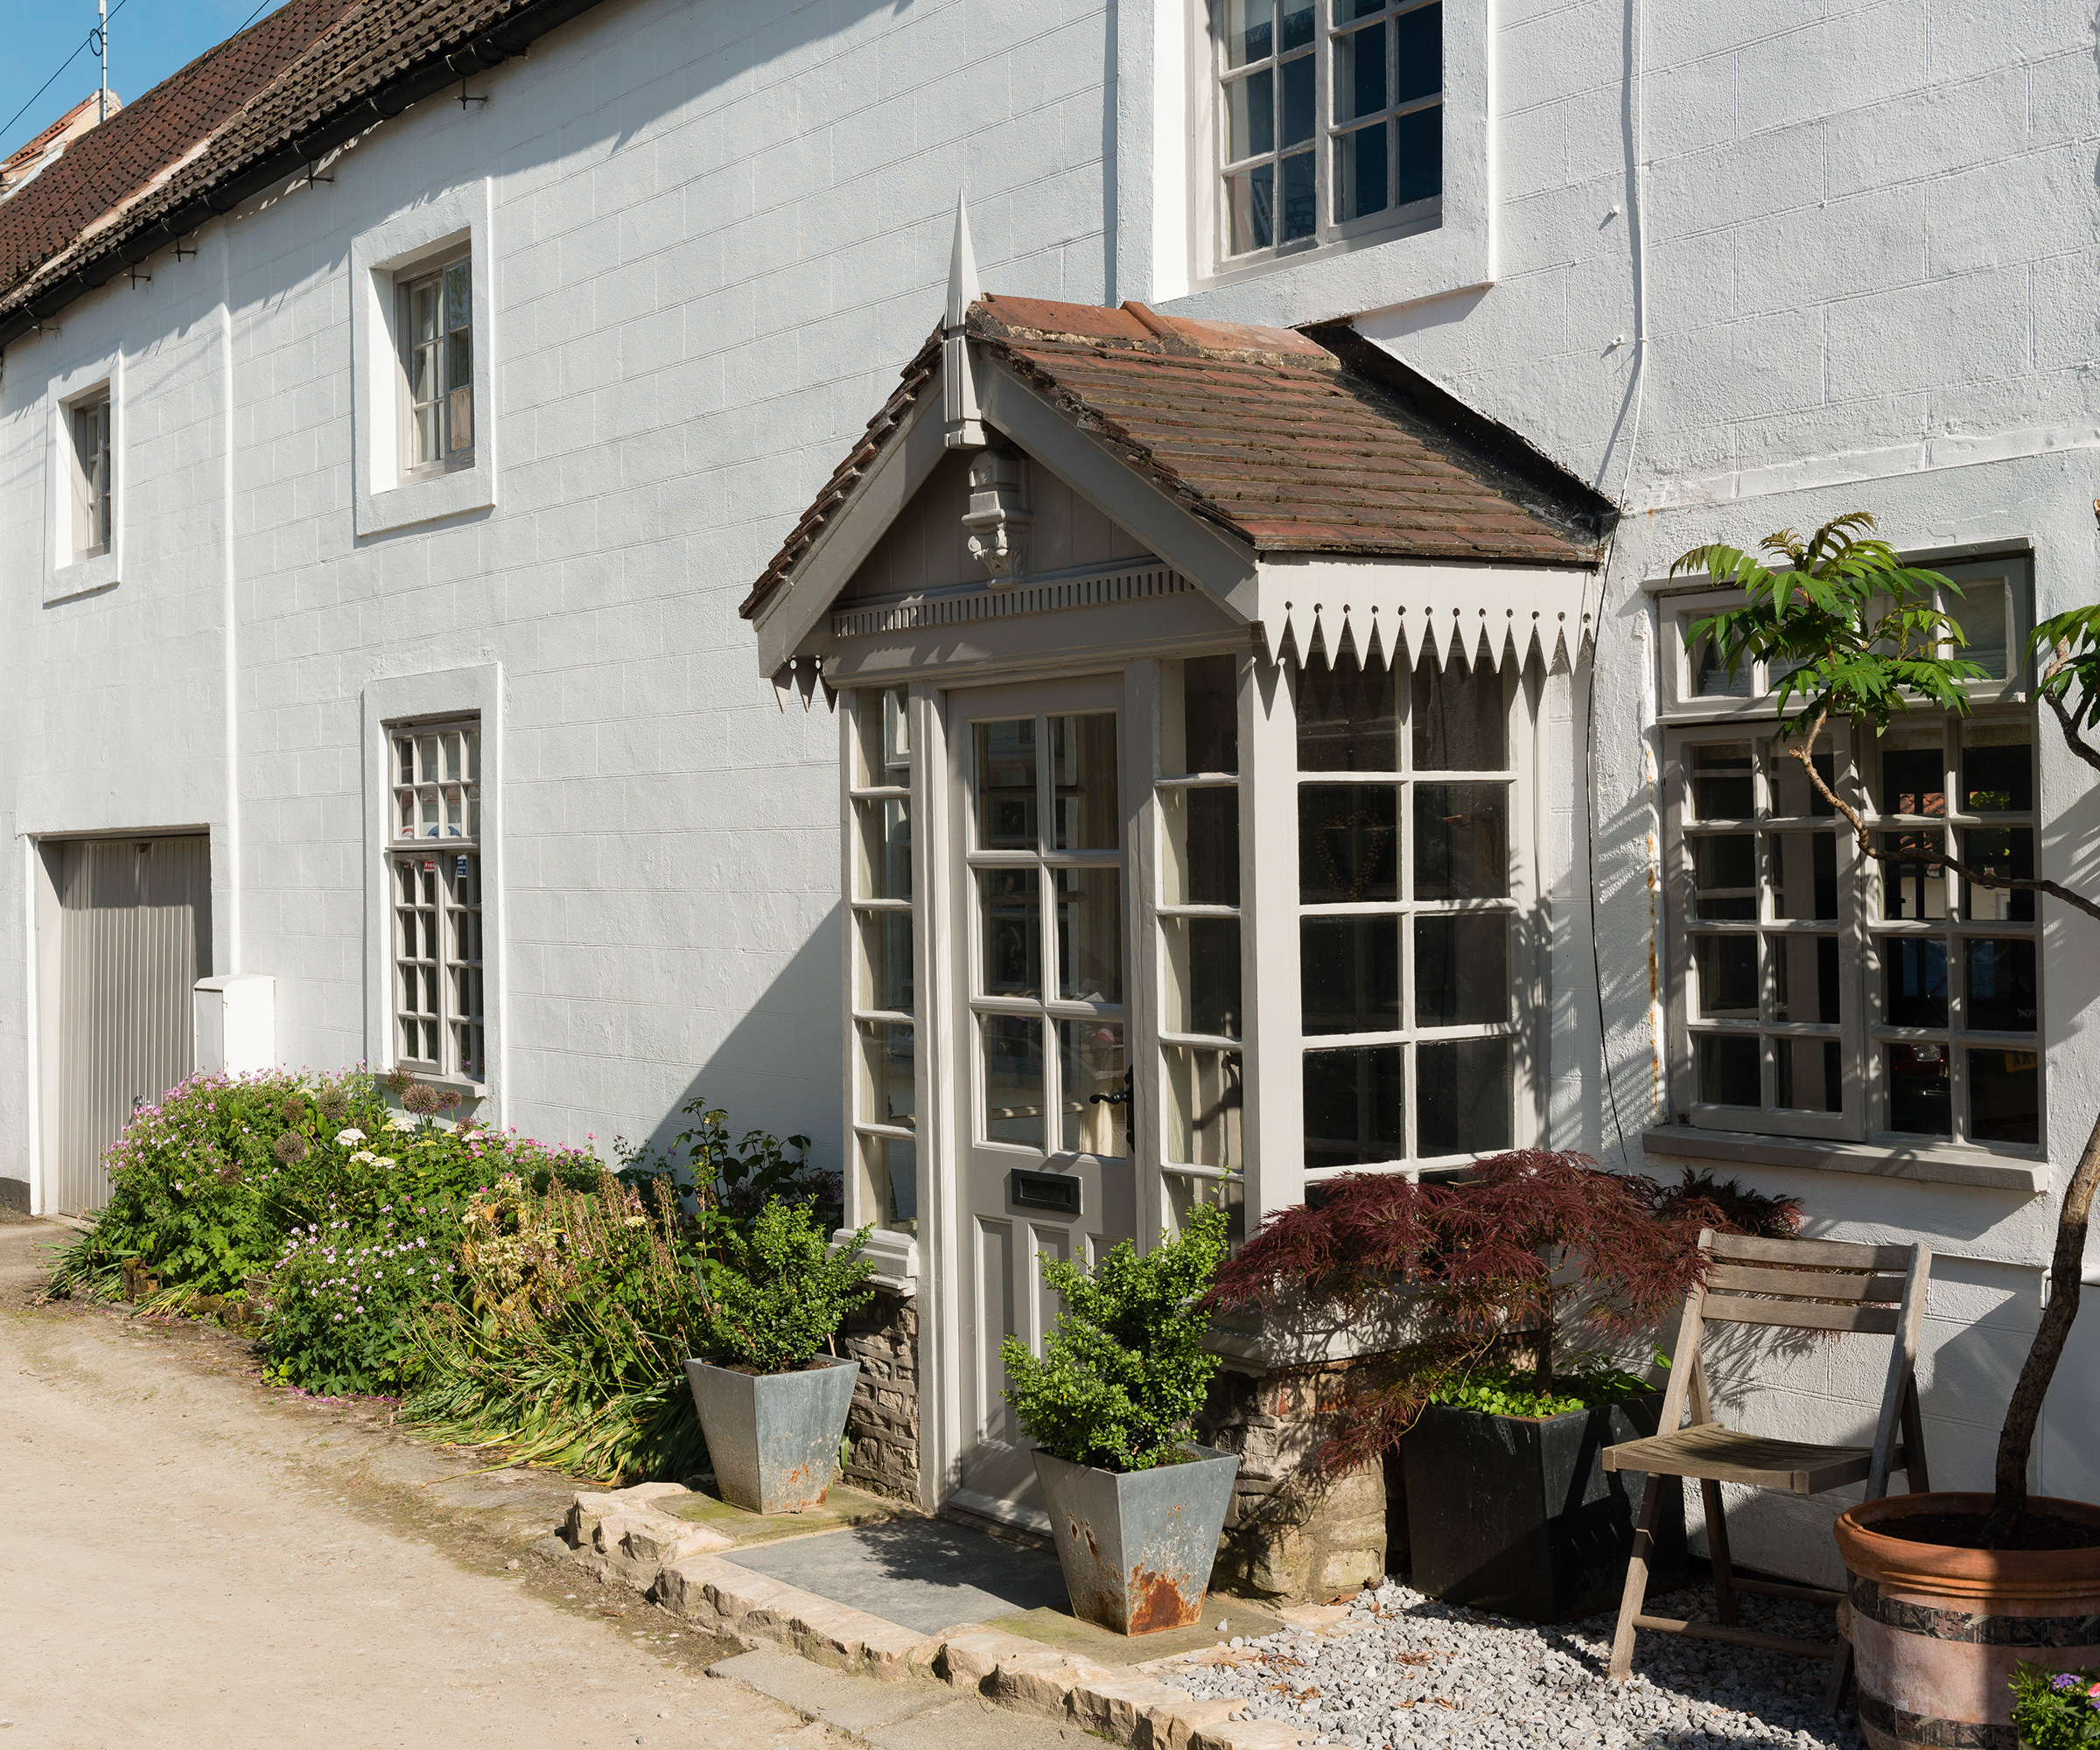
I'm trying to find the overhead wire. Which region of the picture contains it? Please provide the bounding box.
[1,0,136,158]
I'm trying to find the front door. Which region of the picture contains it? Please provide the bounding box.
[948,674,1137,1517]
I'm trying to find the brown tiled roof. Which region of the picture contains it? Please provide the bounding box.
[0,0,600,332]
[741,295,1605,620]
[1,94,116,189]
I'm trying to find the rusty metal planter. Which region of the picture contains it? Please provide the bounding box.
[1032,1444,1238,1635]
[684,1354,858,1515]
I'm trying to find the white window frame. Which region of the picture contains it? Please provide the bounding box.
[1287,645,1546,1178]
[350,178,496,536]
[1656,556,2044,1164]
[360,667,503,1117]
[44,349,123,603]
[386,717,486,1082]
[1174,0,1492,306]
[396,248,476,480]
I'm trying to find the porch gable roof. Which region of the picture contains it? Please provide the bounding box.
[739,294,1613,630]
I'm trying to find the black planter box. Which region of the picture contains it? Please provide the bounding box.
[1401,1392,1688,1622]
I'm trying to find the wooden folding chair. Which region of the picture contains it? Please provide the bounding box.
[1602,1230,1932,1712]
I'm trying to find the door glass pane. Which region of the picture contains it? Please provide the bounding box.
[1417,1039,1511,1157]
[857,1021,915,1127]
[1053,868,1122,1002]
[1162,788,1240,906]
[1050,715,1118,850]
[1774,1039,1843,1113]
[858,910,914,1012]
[1963,828,2033,923]
[1059,1020,1126,1157]
[1770,934,1840,1024]
[1880,832,1947,920]
[976,719,1038,850]
[1298,656,1398,772]
[1697,1034,1760,1106]
[1413,782,1508,899]
[1299,784,1398,903]
[982,1017,1046,1148]
[1768,832,1837,920]
[1964,939,2039,1033]
[1165,917,1242,1038]
[978,870,1040,998]
[1968,1048,2039,1144]
[1412,655,1504,771]
[1690,935,1758,1019]
[1886,1043,1950,1136]
[1690,744,1753,820]
[1962,726,2032,813]
[1301,915,1400,1035]
[1881,937,1948,1028]
[1303,1045,1404,1168]
[1690,834,1757,920]
[1413,914,1509,1026]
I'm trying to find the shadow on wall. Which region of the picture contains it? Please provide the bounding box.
[629,900,847,1186]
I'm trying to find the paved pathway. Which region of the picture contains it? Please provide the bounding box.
[0,1214,842,1750]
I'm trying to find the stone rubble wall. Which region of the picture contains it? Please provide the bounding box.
[839,1288,919,1503]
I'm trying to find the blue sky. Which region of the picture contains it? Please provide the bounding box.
[3,0,288,163]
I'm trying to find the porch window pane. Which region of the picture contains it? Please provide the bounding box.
[1962,828,2033,922]
[1412,781,1508,899]
[976,719,1038,850]
[1053,867,1122,1003]
[1690,744,1754,820]
[1886,1043,1950,1136]
[857,1021,915,1129]
[858,910,914,1012]
[1166,1045,1242,1168]
[856,798,912,900]
[1967,1048,2038,1144]
[1411,654,1504,771]
[1303,1044,1404,1168]
[1962,726,2031,813]
[1880,733,1946,817]
[1181,654,1240,773]
[1765,745,1836,818]
[1690,935,1757,1019]
[1300,915,1399,1035]
[1059,1019,1126,1157]
[978,870,1040,998]
[982,1016,1046,1148]
[1690,834,1757,920]
[1768,831,1837,920]
[1417,1038,1511,1157]
[1879,833,1947,921]
[1297,654,1398,772]
[1163,787,1240,906]
[1050,714,1118,850]
[1165,917,1242,1038]
[1964,938,2038,1033]
[1299,783,1398,903]
[1414,914,1508,1026]
[1166,1172,1245,1246]
[860,1132,918,1229]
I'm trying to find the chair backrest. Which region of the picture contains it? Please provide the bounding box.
[1664,1229,1934,1498]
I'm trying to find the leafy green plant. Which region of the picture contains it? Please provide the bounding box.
[1676,510,2100,1545]
[699,1198,874,1374]
[1003,1202,1230,1474]
[2010,1662,2100,1749]
[1428,1355,1659,1419]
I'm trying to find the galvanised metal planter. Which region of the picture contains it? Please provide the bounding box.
[1032,1444,1239,1635]
[684,1353,858,1515]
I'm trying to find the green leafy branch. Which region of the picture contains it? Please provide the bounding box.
[1673,512,2100,926]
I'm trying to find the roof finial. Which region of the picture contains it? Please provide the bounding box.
[943,190,986,448]
[945,191,980,333]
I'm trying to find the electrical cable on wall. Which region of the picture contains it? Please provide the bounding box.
[1581,0,1649,1161]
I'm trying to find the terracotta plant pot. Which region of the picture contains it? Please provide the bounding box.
[1834,1491,2100,1750]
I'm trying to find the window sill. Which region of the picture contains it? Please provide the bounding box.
[46,550,119,605]
[837,1225,917,1295]
[1640,1125,2044,1194]
[357,453,494,537]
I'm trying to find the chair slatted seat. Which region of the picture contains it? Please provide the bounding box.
[1604,1228,1932,1715]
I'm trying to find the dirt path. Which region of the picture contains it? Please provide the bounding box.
[0,1216,843,1750]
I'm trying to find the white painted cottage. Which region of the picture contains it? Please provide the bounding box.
[1,0,2094,1593]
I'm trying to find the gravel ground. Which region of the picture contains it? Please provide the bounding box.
[1168,1577,1865,1750]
